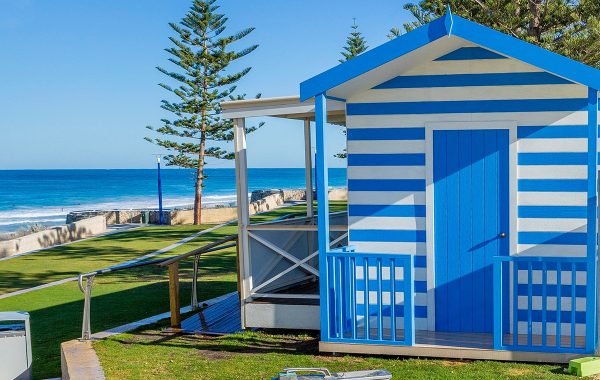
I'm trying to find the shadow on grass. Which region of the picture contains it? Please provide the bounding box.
[102,329,574,380]
[109,328,320,357]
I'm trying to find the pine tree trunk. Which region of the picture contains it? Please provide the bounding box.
[193,169,203,225]
[529,0,542,41]
[194,135,206,225]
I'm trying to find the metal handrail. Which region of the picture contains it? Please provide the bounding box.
[158,234,237,267]
[247,210,346,227]
[77,235,237,340]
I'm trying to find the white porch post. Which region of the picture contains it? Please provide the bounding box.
[234,117,251,329]
[315,93,330,340]
[304,118,314,218]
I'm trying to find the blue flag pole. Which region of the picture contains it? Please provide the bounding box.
[157,156,163,225]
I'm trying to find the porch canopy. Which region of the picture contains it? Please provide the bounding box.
[220,95,346,330]
[220,95,346,218]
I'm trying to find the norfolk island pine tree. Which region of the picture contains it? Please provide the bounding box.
[146,0,262,224]
[392,0,600,68]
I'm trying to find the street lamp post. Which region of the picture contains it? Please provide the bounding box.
[156,155,163,225]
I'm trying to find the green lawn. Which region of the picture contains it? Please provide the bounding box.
[95,329,575,380]
[0,225,208,294]
[0,203,345,379]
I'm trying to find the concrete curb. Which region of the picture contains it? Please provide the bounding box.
[60,340,105,380]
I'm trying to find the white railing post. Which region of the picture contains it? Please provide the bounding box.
[304,118,314,218]
[234,117,251,329]
[78,274,95,340]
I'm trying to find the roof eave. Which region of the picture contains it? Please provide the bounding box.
[220,95,346,122]
[300,11,600,101]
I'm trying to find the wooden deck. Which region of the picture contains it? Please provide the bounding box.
[321,330,586,363]
[181,292,241,335]
[346,329,585,350]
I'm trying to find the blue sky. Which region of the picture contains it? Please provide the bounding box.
[0,0,413,169]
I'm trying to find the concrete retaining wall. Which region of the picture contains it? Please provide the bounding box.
[66,188,348,227]
[170,191,288,224]
[66,210,163,225]
[328,188,348,201]
[154,188,348,224]
[0,216,107,258]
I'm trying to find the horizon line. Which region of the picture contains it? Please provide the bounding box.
[0,166,348,171]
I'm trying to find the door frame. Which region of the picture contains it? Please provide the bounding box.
[425,121,518,331]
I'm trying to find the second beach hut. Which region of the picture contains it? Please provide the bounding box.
[220,8,600,362]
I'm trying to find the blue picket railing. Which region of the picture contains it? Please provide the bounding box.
[323,248,415,346]
[493,255,589,353]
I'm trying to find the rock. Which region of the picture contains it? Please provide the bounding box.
[281,189,307,201]
[250,189,283,202]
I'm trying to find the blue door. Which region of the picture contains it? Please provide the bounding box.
[434,129,509,333]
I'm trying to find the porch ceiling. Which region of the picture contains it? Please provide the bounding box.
[220,95,346,124]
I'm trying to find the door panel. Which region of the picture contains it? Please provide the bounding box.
[434,129,509,333]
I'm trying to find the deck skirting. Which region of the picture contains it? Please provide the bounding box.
[319,341,584,363]
[244,302,319,330]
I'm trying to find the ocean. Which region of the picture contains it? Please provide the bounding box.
[0,168,347,233]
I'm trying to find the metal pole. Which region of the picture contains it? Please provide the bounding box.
[314,152,318,201]
[157,156,164,225]
[304,118,314,218]
[78,274,95,340]
[191,255,199,310]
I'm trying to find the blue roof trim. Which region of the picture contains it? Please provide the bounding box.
[300,11,600,100]
[299,16,449,101]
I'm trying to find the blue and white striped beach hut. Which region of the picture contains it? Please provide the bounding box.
[303,7,600,361]
[223,8,600,362]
